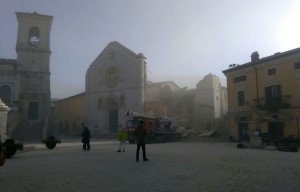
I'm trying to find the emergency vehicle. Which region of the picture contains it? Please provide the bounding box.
[125,111,181,143]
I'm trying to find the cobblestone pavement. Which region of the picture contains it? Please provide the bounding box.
[1,141,300,192]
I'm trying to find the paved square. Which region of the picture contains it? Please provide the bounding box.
[1,141,299,192]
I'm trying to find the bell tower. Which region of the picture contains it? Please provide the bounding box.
[16,12,52,73]
[14,12,53,139]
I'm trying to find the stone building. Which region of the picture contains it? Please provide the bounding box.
[0,12,52,141]
[50,93,85,138]
[85,41,146,137]
[145,81,181,116]
[144,74,228,133]
[193,73,228,131]
[50,42,147,138]
[144,81,194,126]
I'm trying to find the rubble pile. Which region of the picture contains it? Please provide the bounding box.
[174,126,219,141]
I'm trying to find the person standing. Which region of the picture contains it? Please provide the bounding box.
[135,121,149,162]
[117,128,128,152]
[81,127,91,151]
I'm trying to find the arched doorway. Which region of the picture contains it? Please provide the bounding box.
[105,97,119,133]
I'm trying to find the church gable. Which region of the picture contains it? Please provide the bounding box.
[89,41,138,69]
[86,41,144,92]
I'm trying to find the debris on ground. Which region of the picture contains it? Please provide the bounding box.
[174,126,226,142]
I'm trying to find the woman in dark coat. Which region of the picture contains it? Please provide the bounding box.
[81,127,91,150]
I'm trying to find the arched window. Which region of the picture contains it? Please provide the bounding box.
[28,27,40,46]
[0,85,12,106]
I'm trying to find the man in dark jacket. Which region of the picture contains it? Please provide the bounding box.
[81,127,91,150]
[135,121,148,162]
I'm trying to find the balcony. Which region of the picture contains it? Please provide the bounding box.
[253,95,291,111]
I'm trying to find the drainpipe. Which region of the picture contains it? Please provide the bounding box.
[253,66,260,130]
[254,66,259,103]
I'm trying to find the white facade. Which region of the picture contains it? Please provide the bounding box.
[193,73,228,129]
[0,99,10,139]
[85,41,146,136]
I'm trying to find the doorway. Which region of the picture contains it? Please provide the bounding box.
[28,102,39,120]
[239,122,249,141]
[109,110,118,133]
[106,96,118,133]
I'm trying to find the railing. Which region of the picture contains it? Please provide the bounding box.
[253,95,291,110]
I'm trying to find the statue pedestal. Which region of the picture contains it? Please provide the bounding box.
[0,99,10,140]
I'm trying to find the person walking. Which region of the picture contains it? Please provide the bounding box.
[117,128,128,152]
[135,121,149,162]
[81,127,91,151]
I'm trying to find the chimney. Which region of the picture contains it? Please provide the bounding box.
[251,51,259,62]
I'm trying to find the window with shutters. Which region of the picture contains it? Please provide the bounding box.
[237,91,245,106]
[265,85,281,106]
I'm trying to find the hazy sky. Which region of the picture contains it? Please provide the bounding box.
[1,0,300,98]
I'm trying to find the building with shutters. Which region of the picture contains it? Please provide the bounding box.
[223,48,300,142]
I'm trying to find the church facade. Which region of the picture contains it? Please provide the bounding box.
[85,41,147,136]
[0,12,52,141]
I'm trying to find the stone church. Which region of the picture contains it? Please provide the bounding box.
[0,12,52,141]
[85,41,147,136]
[50,41,147,138]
